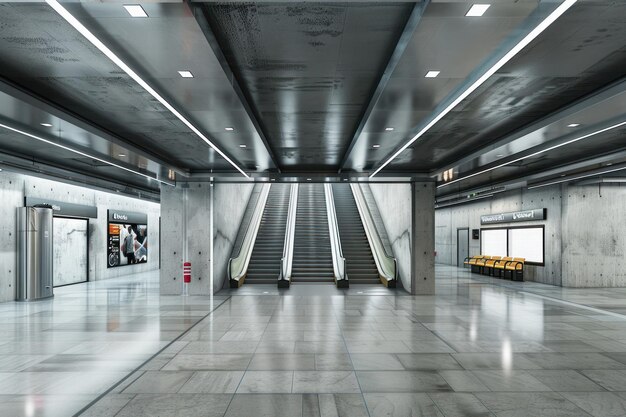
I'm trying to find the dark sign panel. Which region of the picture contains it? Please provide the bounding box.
[481,208,546,225]
[107,210,148,268]
[25,197,97,218]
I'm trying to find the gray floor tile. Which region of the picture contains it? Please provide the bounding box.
[224,394,303,417]
[528,370,606,392]
[357,371,452,393]
[472,370,554,392]
[80,394,136,417]
[560,391,626,417]
[350,354,404,370]
[452,353,542,370]
[364,393,444,417]
[249,353,316,370]
[476,392,591,416]
[428,393,493,417]
[438,370,491,392]
[319,394,369,417]
[315,354,354,371]
[524,353,626,370]
[397,354,463,370]
[123,371,193,394]
[162,354,252,371]
[116,393,232,417]
[178,371,244,393]
[293,371,360,394]
[237,371,293,393]
[580,370,626,391]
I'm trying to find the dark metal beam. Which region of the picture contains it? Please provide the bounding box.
[338,0,429,172]
[187,0,282,173]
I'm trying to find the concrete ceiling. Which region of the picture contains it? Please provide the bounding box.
[0,0,624,198]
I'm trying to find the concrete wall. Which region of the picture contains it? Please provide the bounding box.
[369,183,412,291]
[562,184,626,287]
[435,185,563,286]
[160,181,253,295]
[0,171,160,302]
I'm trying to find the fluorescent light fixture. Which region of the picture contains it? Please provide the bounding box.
[567,123,580,128]
[425,70,441,78]
[438,119,626,188]
[306,178,312,181]
[372,144,380,148]
[225,127,234,131]
[40,123,53,127]
[528,165,626,190]
[178,70,193,78]
[123,5,147,18]
[118,153,127,157]
[239,144,247,148]
[0,122,172,185]
[45,0,248,178]
[371,0,577,178]
[466,4,491,17]
[496,154,504,157]
[385,127,394,131]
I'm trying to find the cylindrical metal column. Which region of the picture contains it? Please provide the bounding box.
[17,207,54,301]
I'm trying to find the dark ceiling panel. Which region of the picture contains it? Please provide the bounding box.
[382,1,626,173]
[203,2,413,172]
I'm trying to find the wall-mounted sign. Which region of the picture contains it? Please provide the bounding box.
[25,197,97,219]
[107,210,148,268]
[481,208,546,225]
[472,229,480,240]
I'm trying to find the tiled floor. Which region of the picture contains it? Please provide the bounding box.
[0,272,228,417]
[83,265,626,417]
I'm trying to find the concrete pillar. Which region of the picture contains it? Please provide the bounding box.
[411,181,435,295]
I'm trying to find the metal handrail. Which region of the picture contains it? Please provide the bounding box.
[324,183,347,287]
[278,183,298,287]
[228,183,271,287]
[350,183,398,285]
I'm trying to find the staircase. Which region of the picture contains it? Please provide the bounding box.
[332,184,379,284]
[246,184,290,284]
[291,184,335,282]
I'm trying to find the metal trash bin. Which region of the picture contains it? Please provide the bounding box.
[17,206,54,301]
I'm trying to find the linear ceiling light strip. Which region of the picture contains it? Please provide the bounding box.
[438,120,626,188]
[44,0,249,179]
[0,122,173,186]
[527,165,626,190]
[370,0,577,178]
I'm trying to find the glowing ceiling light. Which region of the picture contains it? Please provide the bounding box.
[425,70,441,78]
[466,4,491,17]
[123,5,148,18]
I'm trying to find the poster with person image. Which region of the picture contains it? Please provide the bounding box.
[107,210,148,268]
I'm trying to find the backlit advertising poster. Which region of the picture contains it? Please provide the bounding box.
[107,210,148,268]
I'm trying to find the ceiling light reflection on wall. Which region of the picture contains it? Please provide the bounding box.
[372,144,380,148]
[40,123,53,127]
[425,71,441,78]
[371,0,578,178]
[567,123,580,128]
[123,5,148,18]
[239,144,246,148]
[225,127,234,131]
[385,127,394,131]
[466,4,491,17]
[178,71,194,78]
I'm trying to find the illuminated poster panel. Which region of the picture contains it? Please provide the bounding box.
[509,227,544,264]
[107,210,148,268]
[480,229,508,257]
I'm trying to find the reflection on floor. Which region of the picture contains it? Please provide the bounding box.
[83,265,626,417]
[0,271,228,417]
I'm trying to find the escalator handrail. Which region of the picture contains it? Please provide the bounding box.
[350,183,398,283]
[324,183,347,284]
[278,183,298,284]
[228,183,271,283]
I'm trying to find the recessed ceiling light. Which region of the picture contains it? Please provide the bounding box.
[372,144,380,148]
[466,4,491,17]
[425,70,441,78]
[606,162,613,166]
[40,123,53,127]
[178,70,193,78]
[561,174,567,177]
[496,154,504,157]
[343,179,348,181]
[385,127,394,131]
[306,178,312,181]
[123,5,148,18]
[239,144,246,148]
[225,127,234,131]
[567,123,580,128]
[118,153,126,157]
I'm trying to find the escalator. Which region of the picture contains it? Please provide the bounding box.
[291,184,334,283]
[332,184,379,284]
[245,184,291,283]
